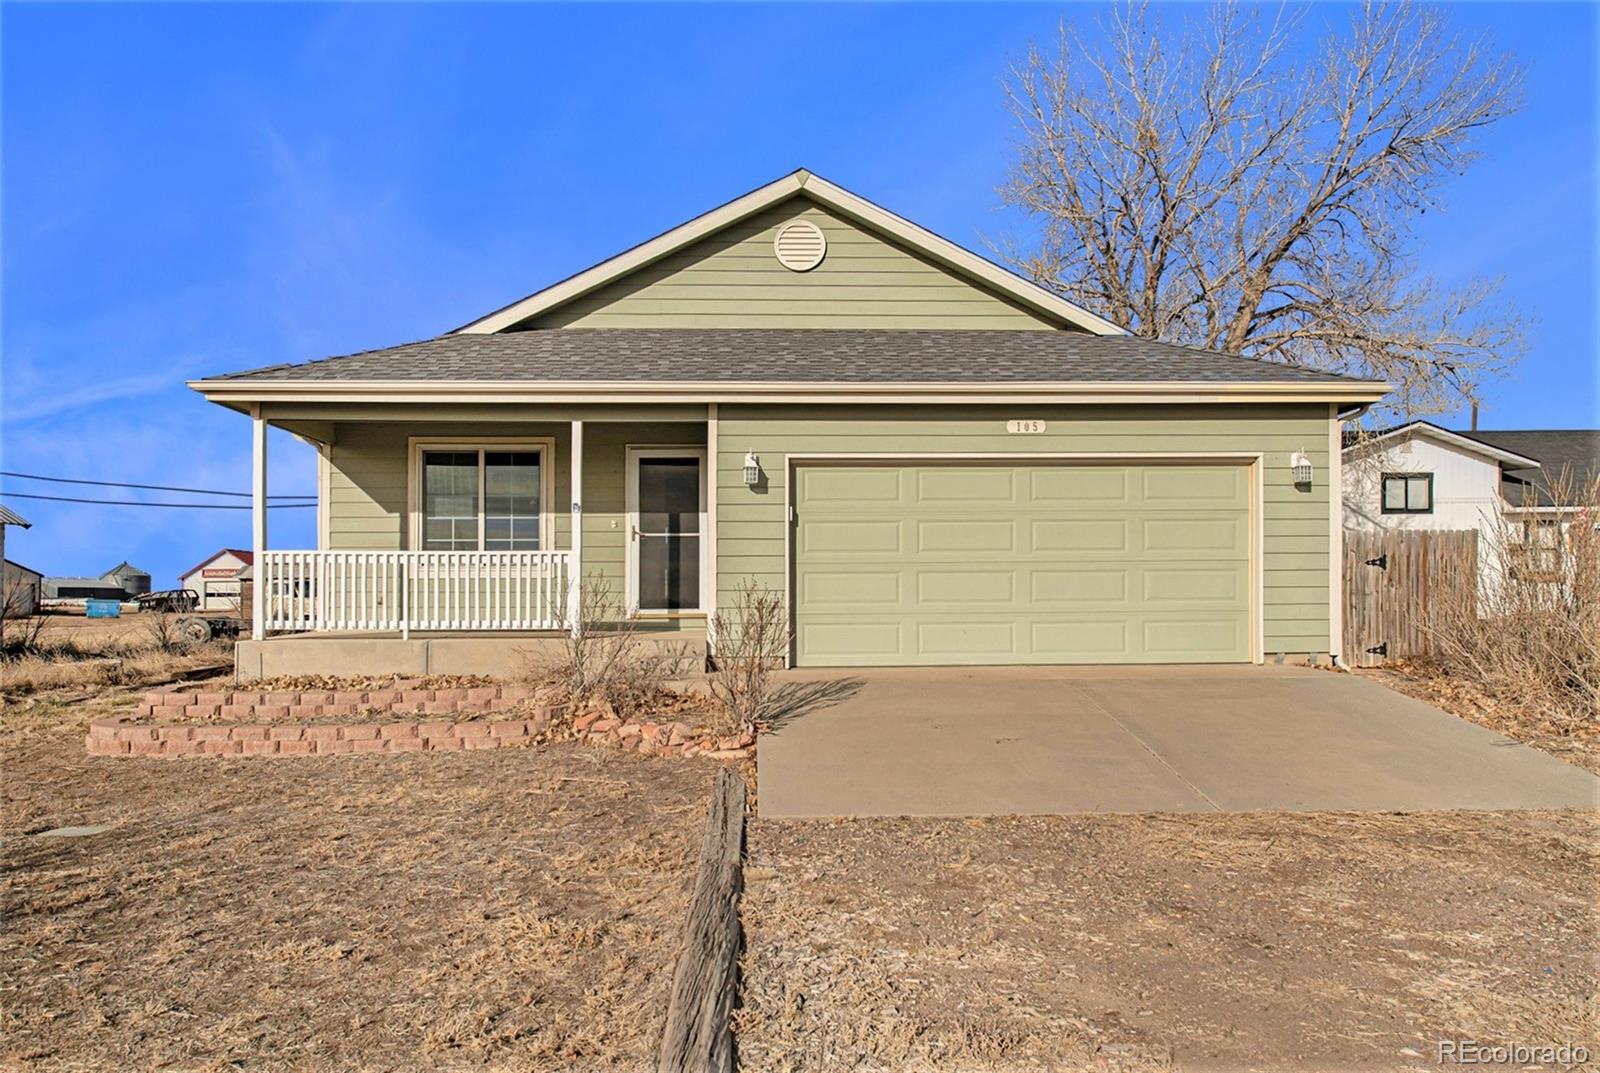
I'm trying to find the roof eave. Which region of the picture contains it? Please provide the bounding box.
[189,377,1390,407]
[1342,420,1544,469]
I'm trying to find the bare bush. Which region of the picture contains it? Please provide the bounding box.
[708,580,790,733]
[1426,468,1600,726]
[142,610,189,654]
[521,575,696,713]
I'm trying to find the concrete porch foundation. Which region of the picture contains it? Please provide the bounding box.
[234,625,706,681]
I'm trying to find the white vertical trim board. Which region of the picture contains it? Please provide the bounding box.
[624,445,709,616]
[251,406,268,641]
[316,444,331,550]
[1328,404,1343,663]
[705,403,720,632]
[569,420,584,634]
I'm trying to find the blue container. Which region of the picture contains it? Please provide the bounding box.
[85,599,122,618]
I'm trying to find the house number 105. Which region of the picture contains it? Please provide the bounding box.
[1006,419,1047,434]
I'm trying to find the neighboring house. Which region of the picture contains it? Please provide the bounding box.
[1341,422,1598,586]
[189,169,1387,676]
[178,548,254,611]
[1341,422,1543,537]
[4,559,43,617]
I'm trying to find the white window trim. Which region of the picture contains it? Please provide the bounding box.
[625,445,709,616]
[406,436,556,552]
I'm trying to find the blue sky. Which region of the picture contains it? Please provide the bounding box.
[3,2,1595,586]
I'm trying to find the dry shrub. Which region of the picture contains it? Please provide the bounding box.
[520,575,697,714]
[1426,467,1600,726]
[708,579,790,732]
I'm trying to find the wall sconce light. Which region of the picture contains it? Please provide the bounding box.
[743,451,762,487]
[1289,449,1314,487]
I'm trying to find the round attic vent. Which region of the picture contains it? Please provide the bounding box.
[773,220,826,272]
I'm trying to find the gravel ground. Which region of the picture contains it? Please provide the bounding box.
[2,687,718,1072]
[737,810,1599,1073]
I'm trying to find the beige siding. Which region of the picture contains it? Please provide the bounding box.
[325,420,705,596]
[519,197,1061,331]
[715,403,1335,658]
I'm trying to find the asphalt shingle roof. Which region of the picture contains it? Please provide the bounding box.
[1460,429,1600,508]
[213,329,1378,387]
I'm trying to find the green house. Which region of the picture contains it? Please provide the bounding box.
[191,170,1387,678]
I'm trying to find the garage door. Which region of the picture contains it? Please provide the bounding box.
[793,461,1251,666]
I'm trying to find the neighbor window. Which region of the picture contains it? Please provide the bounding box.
[1512,519,1563,581]
[420,448,542,550]
[1381,472,1433,514]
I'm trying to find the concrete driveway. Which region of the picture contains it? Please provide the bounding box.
[757,665,1600,817]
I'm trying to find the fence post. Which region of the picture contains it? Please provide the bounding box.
[400,555,410,640]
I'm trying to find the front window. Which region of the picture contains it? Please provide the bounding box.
[421,448,542,550]
[1381,472,1433,514]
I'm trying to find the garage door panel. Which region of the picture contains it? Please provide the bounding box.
[1142,566,1247,604]
[799,519,904,555]
[1141,516,1247,554]
[1031,518,1130,553]
[1143,617,1247,658]
[797,466,903,505]
[917,569,1016,605]
[916,467,1015,503]
[917,621,1015,656]
[797,621,904,658]
[916,519,1016,553]
[1030,568,1129,604]
[799,569,902,606]
[1029,466,1131,504]
[795,462,1251,666]
[1029,620,1132,657]
[1142,465,1247,505]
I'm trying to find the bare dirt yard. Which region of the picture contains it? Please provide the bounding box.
[737,811,1599,1073]
[1,683,718,1072]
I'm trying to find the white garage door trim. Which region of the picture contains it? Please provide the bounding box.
[783,452,1264,667]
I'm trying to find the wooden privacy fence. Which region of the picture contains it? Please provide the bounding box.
[1342,529,1478,668]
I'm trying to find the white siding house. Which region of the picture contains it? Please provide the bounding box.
[1343,425,1538,537]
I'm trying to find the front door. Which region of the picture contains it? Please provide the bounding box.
[626,448,707,614]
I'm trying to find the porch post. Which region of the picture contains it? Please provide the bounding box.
[251,405,267,641]
[569,419,583,634]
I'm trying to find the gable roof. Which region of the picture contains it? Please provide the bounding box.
[178,548,254,580]
[195,328,1388,404]
[1341,420,1542,468]
[453,170,1127,337]
[4,559,43,579]
[0,504,31,528]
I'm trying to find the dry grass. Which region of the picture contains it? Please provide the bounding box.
[737,812,1600,1073]
[1,688,717,1072]
[1,611,230,698]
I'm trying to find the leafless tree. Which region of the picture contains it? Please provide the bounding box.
[1000,1,1526,418]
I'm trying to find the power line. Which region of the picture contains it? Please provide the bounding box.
[0,470,314,500]
[1,492,314,510]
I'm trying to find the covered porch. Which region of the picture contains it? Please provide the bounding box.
[242,402,721,666]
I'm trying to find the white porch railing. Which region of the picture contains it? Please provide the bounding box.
[258,550,571,634]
